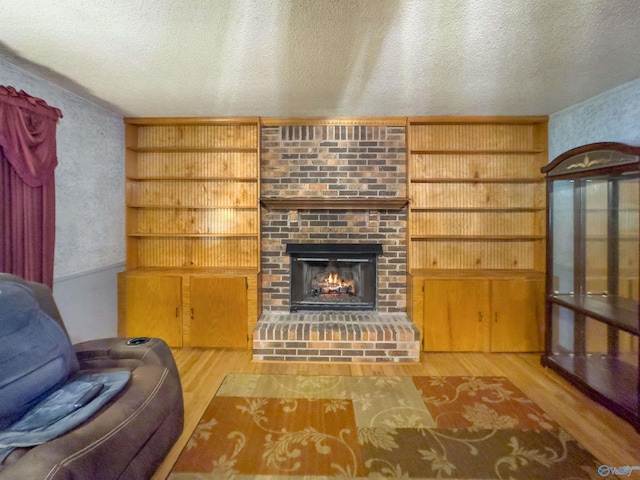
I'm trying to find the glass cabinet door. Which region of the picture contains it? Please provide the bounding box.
[618,175,639,304]
[549,179,575,354]
[616,174,639,370]
[549,173,639,360]
[550,179,575,296]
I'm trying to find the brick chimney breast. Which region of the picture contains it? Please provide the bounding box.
[261,123,407,312]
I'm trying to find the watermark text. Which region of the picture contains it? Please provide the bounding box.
[598,465,640,477]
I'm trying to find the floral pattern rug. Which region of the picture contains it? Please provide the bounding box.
[168,374,607,479]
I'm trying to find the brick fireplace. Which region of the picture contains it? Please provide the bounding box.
[253,120,420,362]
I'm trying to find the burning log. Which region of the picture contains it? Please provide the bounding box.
[311,271,355,296]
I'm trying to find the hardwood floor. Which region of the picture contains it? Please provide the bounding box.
[152,349,640,479]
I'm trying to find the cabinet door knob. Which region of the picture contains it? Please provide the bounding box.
[175,307,179,317]
[478,312,483,322]
[494,313,498,323]
[191,308,194,320]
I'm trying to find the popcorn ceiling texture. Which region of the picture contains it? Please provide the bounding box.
[3,1,640,118]
[260,124,407,312]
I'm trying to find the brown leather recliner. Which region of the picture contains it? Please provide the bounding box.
[0,273,184,479]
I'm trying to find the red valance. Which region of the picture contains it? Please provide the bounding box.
[0,86,63,187]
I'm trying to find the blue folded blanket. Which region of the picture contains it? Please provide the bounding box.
[0,370,130,461]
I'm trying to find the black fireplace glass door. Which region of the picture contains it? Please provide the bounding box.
[290,256,377,311]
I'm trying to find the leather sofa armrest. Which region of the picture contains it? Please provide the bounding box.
[73,337,181,383]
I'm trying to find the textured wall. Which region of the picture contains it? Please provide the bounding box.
[0,58,125,278]
[549,77,640,160]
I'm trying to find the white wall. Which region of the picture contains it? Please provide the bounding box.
[1,58,125,342]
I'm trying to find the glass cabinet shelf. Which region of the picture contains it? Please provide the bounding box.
[549,294,638,335]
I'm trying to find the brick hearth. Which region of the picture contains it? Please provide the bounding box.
[253,312,420,363]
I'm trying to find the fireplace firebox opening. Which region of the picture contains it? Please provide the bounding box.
[286,243,383,312]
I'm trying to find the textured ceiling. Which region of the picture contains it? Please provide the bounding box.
[1,0,640,118]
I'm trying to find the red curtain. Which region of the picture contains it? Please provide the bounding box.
[0,86,63,287]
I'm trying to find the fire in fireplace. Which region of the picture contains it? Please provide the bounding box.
[314,270,354,296]
[286,243,383,312]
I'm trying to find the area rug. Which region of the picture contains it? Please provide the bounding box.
[168,374,607,479]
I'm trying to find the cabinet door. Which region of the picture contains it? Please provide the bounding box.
[490,279,544,352]
[125,275,182,347]
[423,279,491,351]
[189,276,248,348]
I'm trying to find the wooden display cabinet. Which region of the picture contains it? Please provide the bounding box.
[541,142,639,431]
[119,118,261,347]
[407,117,548,352]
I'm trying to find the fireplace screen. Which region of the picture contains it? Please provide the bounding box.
[286,243,382,312]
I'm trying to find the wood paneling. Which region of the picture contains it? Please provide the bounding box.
[409,122,545,151]
[129,151,258,178]
[129,208,258,235]
[131,237,258,268]
[411,153,544,179]
[410,240,539,270]
[135,124,258,149]
[410,210,543,236]
[127,180,258,208]
[411,182,544,209]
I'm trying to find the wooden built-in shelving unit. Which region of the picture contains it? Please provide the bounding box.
[118,118,261,347]
[407,117,548,352]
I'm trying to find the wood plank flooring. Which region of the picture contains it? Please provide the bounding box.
[151,349,640,480]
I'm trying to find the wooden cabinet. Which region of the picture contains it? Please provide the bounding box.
[407,117,548,351]
[118,270,258,348]
[420,275,544,352]
[188,276,247,348]
[422,278,490,351]
[122,274,183,347]
[541,142,640,431]
[119,117,261,347]
[490,278,545,351]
